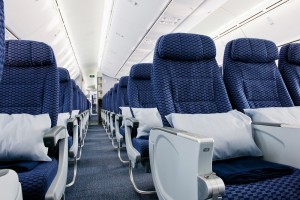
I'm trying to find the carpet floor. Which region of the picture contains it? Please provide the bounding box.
[65,124,158,200]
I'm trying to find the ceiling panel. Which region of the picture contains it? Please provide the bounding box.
[56,0,106,89]
[4,0,80,83]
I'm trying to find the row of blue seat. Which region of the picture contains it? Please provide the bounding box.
[0,40,91,199]
[101,33,300,199]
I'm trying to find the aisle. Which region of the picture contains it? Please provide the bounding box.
[65,124,158,200]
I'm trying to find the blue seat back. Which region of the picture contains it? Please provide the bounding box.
[279,43,300,106]
[152,33,232,126]
[71,80,79,110]
[0,1,4,81]
[109,88,114,112]
[58,68,72,115]
[128,63,156,108]
[112,83,118,113]
[0,40,59,127]
[223,38,293,111]
[77,86,82,112]
[117,76,129,113]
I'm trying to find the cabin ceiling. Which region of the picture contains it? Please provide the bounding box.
[3,0,296,92]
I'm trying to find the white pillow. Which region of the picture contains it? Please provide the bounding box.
[0,114,52,161]
[244,106,300,125]
[57,112,70,128]
[132,108,163,138]
[165,110,262,161]
[119,107,132,127]
[71,110,80,118]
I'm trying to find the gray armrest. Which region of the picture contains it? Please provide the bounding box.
[125,117,141,166]
[67,118,79,158]
[149,127,224,200]
[45,126,68,200]
[44,126,67,148]
[252,124,300,168]
[115,114,123,142]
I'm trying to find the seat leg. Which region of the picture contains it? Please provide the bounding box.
[129,162,156,194]
[111,132,118,149]
[118,143,129,163]
[66,156,78,187]
[76,143,83,161]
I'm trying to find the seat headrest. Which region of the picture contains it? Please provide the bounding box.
[113,83,118,92]
[231,38,278,63]
[156,33,216,61]
[287,43,300,65]
[119,76,128,87]
[130,63,152,80]
[5,40,56,67]
[71,80,77,89]
[58,68,70,82]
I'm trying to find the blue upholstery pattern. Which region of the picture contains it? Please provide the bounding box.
[132,136,149,157]
[279,43,300,106]
[223,169,300,200]
[153,33,232,126]
[71,80,79,110]
[0,0,4,81]
[223,38,293,111]
[58,68,72,114]
[112,83,118,113]
[0,40,60,200]
[127,63,156,157]
[1,40,59,127]
[128,63,156,108]
[19,159,58,200]
[109,88,113,112]
[117,76,129,113]
[157,33,216,61]
[119,127,125,137]
[230,38,278,63]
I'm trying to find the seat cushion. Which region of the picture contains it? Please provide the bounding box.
[68,137,72,150]
[223,169,300,200]
[119,127,125,137]
[132,136,149,158]
[18,158,58,200]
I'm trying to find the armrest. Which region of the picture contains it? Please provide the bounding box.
[45,127,68,200]
[67,118,79,158]
[0,169,22,200]
[149,127,224,200]
[125,117,141,166]
[44,126,67,148]
[252,124,300,168]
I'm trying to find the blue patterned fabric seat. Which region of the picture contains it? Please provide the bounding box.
[152,33,300,199]
[112,83,118,113]
[0,40,62,200]
[128,63,156,157]
[19,159,58,200]
[223,169,300,200]
[223,38,294,111]
[279,43,300,106]
[117,76,129,112]
[119,127,125,137]
[152,33,231,126]
[58,68,72,114]
[132,136,150,157]
[0,0,4,81]
[71,80,79,111]
[221,38,300,199]
[58,68,73,146]
[109,88,113,112]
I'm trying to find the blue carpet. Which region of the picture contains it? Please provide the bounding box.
[66,125,158,200]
